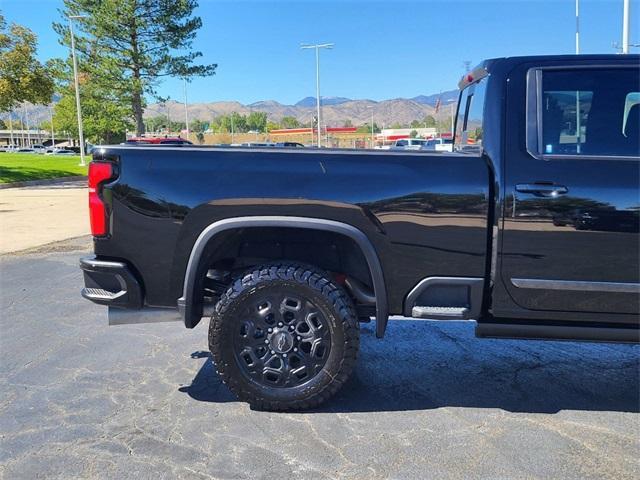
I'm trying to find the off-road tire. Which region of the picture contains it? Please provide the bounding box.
[209,263,360,410]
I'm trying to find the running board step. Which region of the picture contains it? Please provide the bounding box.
[411,306,469,319]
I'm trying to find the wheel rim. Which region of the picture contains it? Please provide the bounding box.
[232,290,332,388]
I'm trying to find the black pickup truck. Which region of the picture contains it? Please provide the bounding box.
[81,55,640,410]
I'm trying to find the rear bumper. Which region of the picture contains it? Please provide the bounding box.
[80,256,143,309]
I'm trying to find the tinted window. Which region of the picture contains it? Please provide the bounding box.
[537,68,639,157]
[454,78,487,153]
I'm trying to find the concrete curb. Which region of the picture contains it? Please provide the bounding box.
[0,175,87,190]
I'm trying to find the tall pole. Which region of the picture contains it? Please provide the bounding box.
[8,112,14,146]
[575,0,580,54]
[370,109,374,148]
[315,47,321,148]
[69,15,87,166]
[183,78,190,140]
[301,43,333,148]
[23,104,31,146]
[622,0,630,54]
[49,105,55,147]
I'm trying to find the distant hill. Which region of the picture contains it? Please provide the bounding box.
[411,89,458,106]
[0,90,459,129]
[144,91,460,127]
[295,96,352,107]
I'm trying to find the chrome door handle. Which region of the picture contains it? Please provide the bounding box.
[515,183,568,197]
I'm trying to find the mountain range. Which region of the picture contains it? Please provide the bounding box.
[0,90,459,129]
[144,89,459,127]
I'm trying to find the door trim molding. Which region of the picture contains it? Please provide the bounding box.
[511,278,640,294]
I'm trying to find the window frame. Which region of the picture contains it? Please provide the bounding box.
[525,64,640,162]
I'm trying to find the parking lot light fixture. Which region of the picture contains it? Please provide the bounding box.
[68,14,89,166]
[301,43,334,148]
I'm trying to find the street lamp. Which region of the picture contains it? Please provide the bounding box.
[183,78,190,140]
[49,105,55,148]
[68,14,89,166]
[301,43,334,148]
[367,105,375,148]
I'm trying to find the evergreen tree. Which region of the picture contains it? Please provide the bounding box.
[54,0,216,135]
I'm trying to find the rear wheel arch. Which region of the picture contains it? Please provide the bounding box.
[178,216,389,336]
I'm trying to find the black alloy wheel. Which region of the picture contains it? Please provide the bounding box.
[209,263,360,410]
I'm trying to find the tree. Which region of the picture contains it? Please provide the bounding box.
[266,120,281,132]
[410,129,418,138]
[423,115,436,127]
[390,122,403,129]
[410,120,421,129]
[0,15,54,112]
[343,119,353,128]
[54,0,217,135]
[356,122,380,134]
[53,82,132,144]
[0,119,6,129]
[280,116,300,129]
[48,57,132,143]
[247,111,267,132]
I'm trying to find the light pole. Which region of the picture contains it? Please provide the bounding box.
[367,105,375,148]
[68,14,88,166]
[8,112,14,146]
[301,43,334,148]
[183,78,190,140]
[575,0,580,54]
[622,0,630,53]
[23,104,31,146]
[49,105,55,148]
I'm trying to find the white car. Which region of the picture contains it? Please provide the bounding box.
[31,145,47,154]
[424,138,453,152]
[49,149,76,155]
[390,138,430,150]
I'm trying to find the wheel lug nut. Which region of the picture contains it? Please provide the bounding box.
[270,350,275,354]
[293,347,298,352]
[268,328,273,333]
[278,322,283,327]
[283,353,287,357]
[297,336,301,341]
[289,325,295,331]
[264,339,269,344]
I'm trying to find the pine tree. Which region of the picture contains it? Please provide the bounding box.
[54,0,216,135]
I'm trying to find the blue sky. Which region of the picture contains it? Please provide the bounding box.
[2,0,638,104]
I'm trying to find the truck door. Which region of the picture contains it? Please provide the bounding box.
[501,64,640,319]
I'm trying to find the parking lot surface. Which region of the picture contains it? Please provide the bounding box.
[1,239,639,479]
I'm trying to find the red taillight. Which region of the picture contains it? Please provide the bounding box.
[88,162,113,236]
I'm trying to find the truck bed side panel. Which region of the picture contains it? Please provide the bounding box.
[95,148,491,314]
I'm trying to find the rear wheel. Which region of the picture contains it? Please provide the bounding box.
[209,263,359,410]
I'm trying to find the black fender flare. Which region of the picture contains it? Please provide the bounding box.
[178,216,389,337]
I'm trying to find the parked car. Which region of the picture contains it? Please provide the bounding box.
[390,138,430,150]
[31,144,47,154]
[15,148,36,154]
[424,137,453,152]
[124,136,193,145]
[48,149,76,155]
[81,54,640,411]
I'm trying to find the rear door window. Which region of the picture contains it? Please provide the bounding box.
[528,67,640,158]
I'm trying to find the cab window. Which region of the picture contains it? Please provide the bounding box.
[527,67,639,158]
[454,78,487,153]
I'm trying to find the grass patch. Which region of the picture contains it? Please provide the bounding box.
[0,153,88,183]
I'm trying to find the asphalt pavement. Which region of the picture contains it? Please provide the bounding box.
[1,238,639,479]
